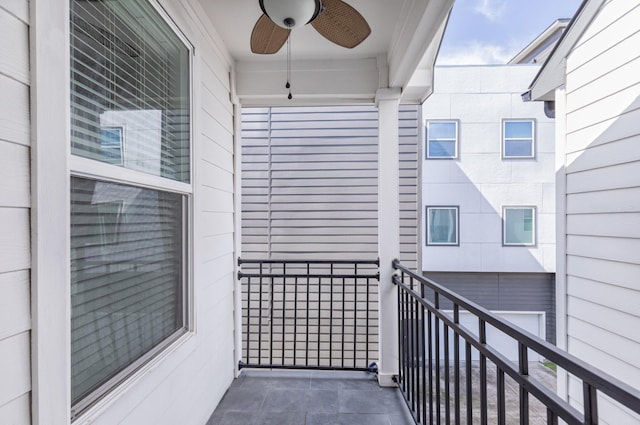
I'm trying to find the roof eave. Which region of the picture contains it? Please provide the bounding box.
[526,0,605,102]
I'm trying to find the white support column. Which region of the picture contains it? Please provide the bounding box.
[376,88,402,387]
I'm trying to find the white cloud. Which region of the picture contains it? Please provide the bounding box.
[473,0,507,21]
[437,42,516,65]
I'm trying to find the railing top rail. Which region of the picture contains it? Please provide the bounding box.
[392,259,640,416]
[238,258,380,266]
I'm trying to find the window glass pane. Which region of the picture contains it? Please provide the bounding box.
[70,177,185,406]
[505,139,533,157]
[429,122,456,140]
[429,140,456,157]
[504,121,532,139]
[428,208,458,244]
[100,127,123,164]
[71,0,190,182]
[505,208,534,244]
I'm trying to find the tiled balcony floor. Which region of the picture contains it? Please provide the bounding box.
[206,369,415,425]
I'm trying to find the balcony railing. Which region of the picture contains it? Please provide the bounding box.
[393,259,640,425]
[237,258,380,371]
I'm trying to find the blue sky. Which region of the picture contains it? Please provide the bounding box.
[437,0,583,64]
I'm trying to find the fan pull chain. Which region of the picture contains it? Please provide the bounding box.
[286,35,292,100]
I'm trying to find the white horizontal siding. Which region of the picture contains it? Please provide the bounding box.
[566,255,639,291]
[399,105,420,270]
[0,6,29,84]
[0,3,31,422]
[0,271,30,342]
[563,0,640,422]
[0,142,30,207]
[0,393,30,425]
[0,332,31,418]
[240,105,420,265]
[0,70,29,146]
[241,106,378,261]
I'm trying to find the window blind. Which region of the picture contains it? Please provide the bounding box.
[70,0,190,183]
[70,177,185,406]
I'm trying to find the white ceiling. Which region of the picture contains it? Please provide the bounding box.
[200,0,407,62]
[197,0,454,105]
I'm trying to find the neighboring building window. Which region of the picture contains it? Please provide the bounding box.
[100,127,124,165]
[70,0,191,415]
[503,207,535,246]
[503,120,535,158]
[426,120,458,158]
[426,207,459,245]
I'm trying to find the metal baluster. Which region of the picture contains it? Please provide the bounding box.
[428,308,434,425]
[583,383,599,425]
[246,274,251,364]
[353,263,358,368]
[466,342,472,425]
[435,293,441,425]
[454,305,461,425]
[282,263,286,365]
[421,283,428,425]
[497,367,506,425]
[480,319,487,425]
[519,342,529,425]
[294,274,298,365]
[306,262,310,367]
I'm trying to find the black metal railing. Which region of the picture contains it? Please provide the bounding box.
[393,259,640,425]
[238,258,380,371]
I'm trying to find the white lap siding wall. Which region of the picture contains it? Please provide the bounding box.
[562,0,640,422]
[241,105,419,267]
[7,0,238,424]
[0,1,32,424]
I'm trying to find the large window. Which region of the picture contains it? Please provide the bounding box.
[503,207,535,246]
[426,120,458,159]
[70,0,191,415]
[426,207,459,245]
[503,120,535,158]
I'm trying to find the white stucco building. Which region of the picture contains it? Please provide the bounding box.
[421,64,557,345]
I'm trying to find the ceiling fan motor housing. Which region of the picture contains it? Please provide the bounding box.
[259,0,323,29]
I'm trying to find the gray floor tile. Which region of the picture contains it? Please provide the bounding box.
[306,413,392,425]
[207,411,259,425]
[256,411,307,425]
[305,389,340,413]
[389,409,416,425]
[310,373,379,390]
[216,386,266,412]
[208,370,411,425]
[261,389,309,413]
[338,388,398,414]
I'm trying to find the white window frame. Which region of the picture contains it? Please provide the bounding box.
[31,1,196,423]
[426,206,459,246]
[502,119,535,159]
[426,120,459,159]
[502,206,536,246]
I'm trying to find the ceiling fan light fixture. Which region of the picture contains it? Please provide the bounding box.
[259,0,322,29]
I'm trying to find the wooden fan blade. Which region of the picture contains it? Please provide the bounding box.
[251,14,290,54]
[311,0,371,49]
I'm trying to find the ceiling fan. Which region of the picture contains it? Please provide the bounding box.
[251,0,371,54]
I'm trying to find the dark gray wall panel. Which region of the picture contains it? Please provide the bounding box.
[423,272,556,344]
